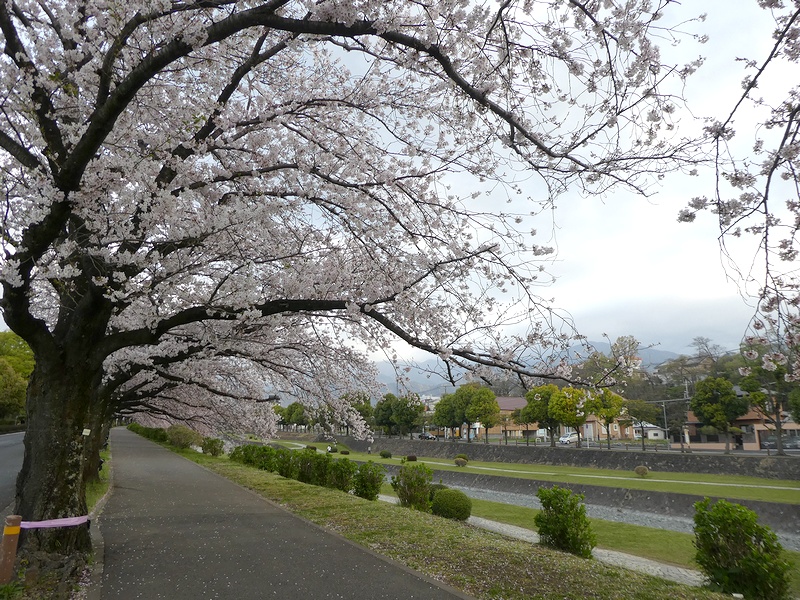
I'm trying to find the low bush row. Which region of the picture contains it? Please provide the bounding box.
[127,423,224,457]
[229,444,386,501]
[127,422,168,443]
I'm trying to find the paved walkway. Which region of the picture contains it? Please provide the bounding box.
[94,429,472,599]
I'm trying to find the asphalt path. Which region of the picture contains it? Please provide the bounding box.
[97,428,473,599]
[0,431,24,514]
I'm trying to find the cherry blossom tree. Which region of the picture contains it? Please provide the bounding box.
[678,1,800,378]
[0,0,702,556]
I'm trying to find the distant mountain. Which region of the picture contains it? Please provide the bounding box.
[373,343,681,397]
[374,358,467,396]
[568,341,680,369]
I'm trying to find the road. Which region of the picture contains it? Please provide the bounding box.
[0,431,24,514]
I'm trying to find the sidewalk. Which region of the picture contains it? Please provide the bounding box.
[94,428,473,599]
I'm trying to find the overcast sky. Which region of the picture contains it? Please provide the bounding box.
[535,0,785,356]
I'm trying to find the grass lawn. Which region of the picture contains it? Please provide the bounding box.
[379,481,800,596]
[246,443,800,597]
[86,449,111,511]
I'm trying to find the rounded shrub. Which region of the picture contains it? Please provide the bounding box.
[429,482,449,502]
[405,455,417,461]
[454,457,468,467]
[455,453,468,462]
[327,458,358,492]
[693,498,790,600]
[391,463,433,512]
[353,461,386,501]
[634,465,649,478]
[229,445,244,462]
[306,445,317,451]
[534,485,596,558]
[201,437,224,457]
[339,449,350,455]
[379,450,392,459]
[166,424,203,449]
[431,488,472,521]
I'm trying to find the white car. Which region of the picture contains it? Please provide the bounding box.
[558,432,579,445]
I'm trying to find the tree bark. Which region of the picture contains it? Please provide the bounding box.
[15,363,96,554]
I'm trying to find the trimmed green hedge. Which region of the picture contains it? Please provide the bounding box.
[228,442,386,500]
[431,488,472,521]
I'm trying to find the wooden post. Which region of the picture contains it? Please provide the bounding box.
[0,515,22,584]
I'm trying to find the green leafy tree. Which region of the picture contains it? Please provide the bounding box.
[373,394,398,436]
[0,331,34,379]
[391,394,424,439]
[622,399,662,451]
[284,402,309,429]
[432,393,459,440]
[585,389,625,449]
[0,332,32,422]
[511,408,531,445]
[449,383,490,443]
[0,357,27,421]
[341,391,374,435]
[349,392,374,426]
[789,388,800,425]
[464,387,500,444]
[374,393,423,438]
[690,378,750,454]
[273,404,285,428]
[521,384,562,447]
[547,386,589,447]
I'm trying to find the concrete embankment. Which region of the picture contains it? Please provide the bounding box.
[345,436,800,480]
[341,436,800,535]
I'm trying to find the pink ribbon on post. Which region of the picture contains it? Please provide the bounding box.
[20,516,89,529]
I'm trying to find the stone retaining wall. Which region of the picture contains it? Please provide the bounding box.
[377,464,799,535]
[343,436,800,480]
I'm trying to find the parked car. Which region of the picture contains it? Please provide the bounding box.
[762,435,800,449]
[418,432,436,440]
[558,432,579,445]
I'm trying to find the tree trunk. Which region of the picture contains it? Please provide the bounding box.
[83,411,111,484]
[773,403,785,456]
[15,362,96,554]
